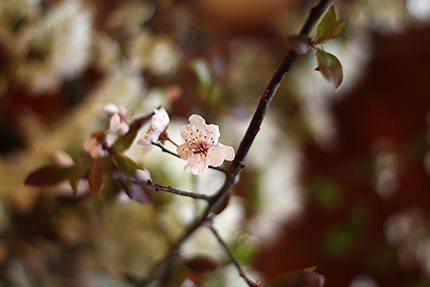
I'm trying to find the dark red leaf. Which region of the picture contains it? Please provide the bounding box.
[185,256,219,273]
[25,165,72,187]
[315,47,343,90]
[87,158,103,197]
[271,269,325,287]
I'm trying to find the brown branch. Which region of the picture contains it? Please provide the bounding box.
[116,172,211,201]
[146,180,211,201]
[206,222,260,287]
[140,0,333,285]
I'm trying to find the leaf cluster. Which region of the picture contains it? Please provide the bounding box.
[286,5,346,90]
[25,114,153,202]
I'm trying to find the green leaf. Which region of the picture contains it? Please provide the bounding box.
[25,165,72,187]
[314,5,346,45]
[87,158,103,197]
[113,152,141,178]
[271,269,325,287]
[315,47,343,90]
[70,162,90,196]
[322,224,356,259]
[113,113,153,152]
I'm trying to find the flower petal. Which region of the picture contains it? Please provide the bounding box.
[137,138,153,153]
[102,103,120,114]
[207,143,235,167]
[206,124,220,144]
[110,113,122,133]
[177,143,192,160]
[188,114,205,126]
[185,154,208,175]
[152,108,170,132]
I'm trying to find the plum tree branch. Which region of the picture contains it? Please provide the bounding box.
[140,0,333,285]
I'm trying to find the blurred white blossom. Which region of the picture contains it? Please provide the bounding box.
[107,1,155,36]
[102,103,130,135]
[84,132,108,159]
[14,0,94,94]
[128,30,181,75]
[406,0,430,22]
[138,107,170,153]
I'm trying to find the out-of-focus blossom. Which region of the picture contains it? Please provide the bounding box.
[349,274,379,287]
[406,0,430,22]
[371,139,403,200]
[84,132,108,159]
[128,30,181,75]
[138,108,170,153]
[93,32,122,71]
[107,1,155,36]
[102,103,130,135]
[14,0,93,94]
[177,115,234,175]
[54,150,74,167]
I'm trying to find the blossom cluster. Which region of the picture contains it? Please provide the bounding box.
[84,105,235,176]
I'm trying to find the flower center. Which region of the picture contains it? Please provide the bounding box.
[191,140,209,155]
[185,128,216,156]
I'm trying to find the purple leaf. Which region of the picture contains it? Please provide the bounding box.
[88,158,103,197]
[124,170,153,204]
[185,256,220,273]
[25,165,72,187]
[271,269,325,287]
[315,47,343,90]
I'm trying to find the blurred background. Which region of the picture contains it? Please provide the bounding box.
[0,0,430,286]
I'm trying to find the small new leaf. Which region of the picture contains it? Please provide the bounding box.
[271,269,325,287]
[315,47,343,90]
[88,158,103,197]
[314,5,346,45]
[25,165,72,187]
[113,113,153,152]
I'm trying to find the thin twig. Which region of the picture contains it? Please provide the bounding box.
[152,142,181,159]
[206,222,260,287]
[116,172,211,201]
[147,180,211,201]
[140,1,333,285]
[167,137,179,147]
